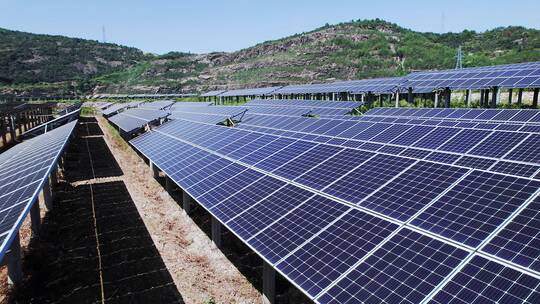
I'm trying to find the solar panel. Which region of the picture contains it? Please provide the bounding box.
[277,209,398,297]
[248,195,349,264]
[319,229,468,304]
[323,154,415,204]
[108,108,169,133]
[482,195,540,272]
[360,162,468,221]
[0,120,76,260]
[429,256,540,304]
[412,170,540,247]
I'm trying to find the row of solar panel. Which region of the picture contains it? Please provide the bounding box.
[108,109,170,133]
[0,120,77,261]
[201,61,540,96]
[130,119,540,303]
[365,107,540,124]
[244,99,362,109]
[173,110,540,178]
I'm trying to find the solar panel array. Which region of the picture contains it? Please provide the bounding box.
[406,63,540,92]
[245,99,362,109]
[108,108,169,133]
[130,106,540,303]
[139,100,175,110]
[201,61,540,97]
[219,86,282,97]
[272,77,405,95]
[101,101,143,117]
[0,120,77,261]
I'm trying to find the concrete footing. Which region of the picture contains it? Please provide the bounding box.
[262,261,276,304]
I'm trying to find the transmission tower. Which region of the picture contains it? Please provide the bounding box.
[455,45,463,69]
[102,25,107,43]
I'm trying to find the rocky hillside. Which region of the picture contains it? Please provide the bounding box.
[2,19,540,96]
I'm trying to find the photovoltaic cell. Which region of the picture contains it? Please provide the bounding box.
[490,161,540,178]
[319,229,468,304]
[248,195,349,264]
[255,141,318,172]
[429,256,540,304]
[324,154,415,204]
[454,156,496,170]
[360,162,468,221]
[482,196,540,272]
[412,170,540,247]
[277,209,398,297]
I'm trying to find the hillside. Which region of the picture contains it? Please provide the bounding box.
[0,27,147,86]
[2,19,540,96]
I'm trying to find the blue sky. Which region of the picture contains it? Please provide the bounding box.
[1,0,539,54]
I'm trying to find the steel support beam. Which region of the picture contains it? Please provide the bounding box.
[182,190,191,214]
[517,88,523,106]
[40,177,53,211]
[211,216,222,248]
[508,89,513,105]
[149,161,159,179]
[534,88,539,108]
[491,86,499,108]
[30,199,40,237]
[262,261,276,304]
[6,232,23,286]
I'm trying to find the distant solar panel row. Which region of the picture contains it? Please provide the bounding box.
[245,99,362,109]
[219,86,282,97]
[139,100,175,110]
[101,101,142,117]
[365,107,540,124]
[201,61,540,97]
[108,108,169,133]
[0,120,77,261]
[130,116,540,303]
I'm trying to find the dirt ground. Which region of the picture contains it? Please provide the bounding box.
[95,116,261,304]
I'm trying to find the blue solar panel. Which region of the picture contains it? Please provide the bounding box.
[187,163,246,197]
[424,152,461,164]
[197,169,264,208]
[360,162,468,221]
[353,123,392,141]
[0,120,76,260]
[412,170,540,247]
[454,156,496,170]
[240,137,295,166]
[319,229,468,304]
[469,132,529,158]
[277,209,398,297]
[248,195,349,264]
[482,196,540,272]
[429,256,540,304]
[255,141,318,172]
[294,149,374,190]
[413,127,461,149]
[399,148,431,159]
[226,185,313,239]
[369,124,414,143]
[210,176,286,222]
[438,129,492,153]
[490,161,540,178]
[324,154,415,204]
[273,145,342,180]
[505,134,540,164]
